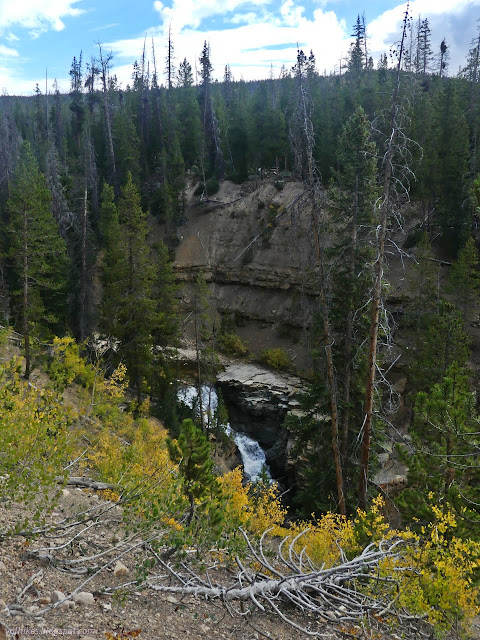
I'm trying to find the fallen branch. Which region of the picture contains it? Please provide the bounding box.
[61,476,117,491]
[146,533,416,636]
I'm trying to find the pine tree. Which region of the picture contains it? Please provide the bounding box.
[150,238,179,425]
[412,301,471,392]
[437,82,469,248]
[348,15,365,76]
[7,141,69,378]
[167,418,223,528]
[198,41,224,181]
[177,58,193,87]
[100,173,157,402]
[408,232,439,319]
[71,127,98,343]
[438,39,449,78]
[112,100,141,185]
[398,365,480,537]
[69,52,85,153]
[417,18,433,74]
[449,236,480,321]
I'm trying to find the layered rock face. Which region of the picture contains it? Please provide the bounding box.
[173,180,317,366]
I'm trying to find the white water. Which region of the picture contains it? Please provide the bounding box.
[177,384,271,482]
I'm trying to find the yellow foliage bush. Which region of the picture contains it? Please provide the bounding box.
[88,418,177,511]
[47,336,96,391]
[288,512,354,568]
[0,356,74,533]
[218,467,250,529]
[97,362,128,401]
[247,481,287,537]
[394,505,480,632]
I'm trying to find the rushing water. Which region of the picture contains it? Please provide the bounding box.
[177,384,271,482]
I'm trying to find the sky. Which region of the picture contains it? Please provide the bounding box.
[0,0,479,95]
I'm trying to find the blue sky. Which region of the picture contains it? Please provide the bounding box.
[0,0,479,95]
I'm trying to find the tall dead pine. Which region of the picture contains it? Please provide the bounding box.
[358,5,410,509]
[291,50,345,514]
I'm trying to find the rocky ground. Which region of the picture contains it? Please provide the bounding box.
[1,484,479,640]
[0,484,347,640]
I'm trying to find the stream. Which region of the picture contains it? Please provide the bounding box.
[177,384,271,482]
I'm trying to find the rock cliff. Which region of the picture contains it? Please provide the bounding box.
[173,180,316,368]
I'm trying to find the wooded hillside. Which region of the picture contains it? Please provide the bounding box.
[0,11,479,635]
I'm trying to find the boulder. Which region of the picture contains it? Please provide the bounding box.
[217,363,306,447]
[72,592,95,605]
[113,561,129,577]
[50,590,66,603]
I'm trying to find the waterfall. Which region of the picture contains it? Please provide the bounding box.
[177,384,271,482]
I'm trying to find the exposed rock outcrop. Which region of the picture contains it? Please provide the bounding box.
[173,180,317,369]
[217,363,307,477]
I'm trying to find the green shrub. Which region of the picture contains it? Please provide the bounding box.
[205,177,220,195]
[218,333,248,357]
[259,347,290,371]
[47,336,96,391]
[0,357,74,534]
[194,178,220,197]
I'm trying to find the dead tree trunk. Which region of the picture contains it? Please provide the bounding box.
[78,185,88,343]
[358,5,409,510]
[291,52,345,514]
[97,45,116,187]
[341,175,359,461]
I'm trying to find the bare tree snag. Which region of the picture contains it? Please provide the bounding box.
[291,50,345,514]
[312,204,345,515]
[358,4,409,510]
[341,174,359,461]
[97,44,116,185]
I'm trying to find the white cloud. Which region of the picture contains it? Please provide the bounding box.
[99,0,480,87]
[279,0,305,27]
[0,66,66,95]
[0,44,18,57]
[107,3,349,84]
[230,12,258,25]
[0,0,84,37]
[153,0,271,32]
